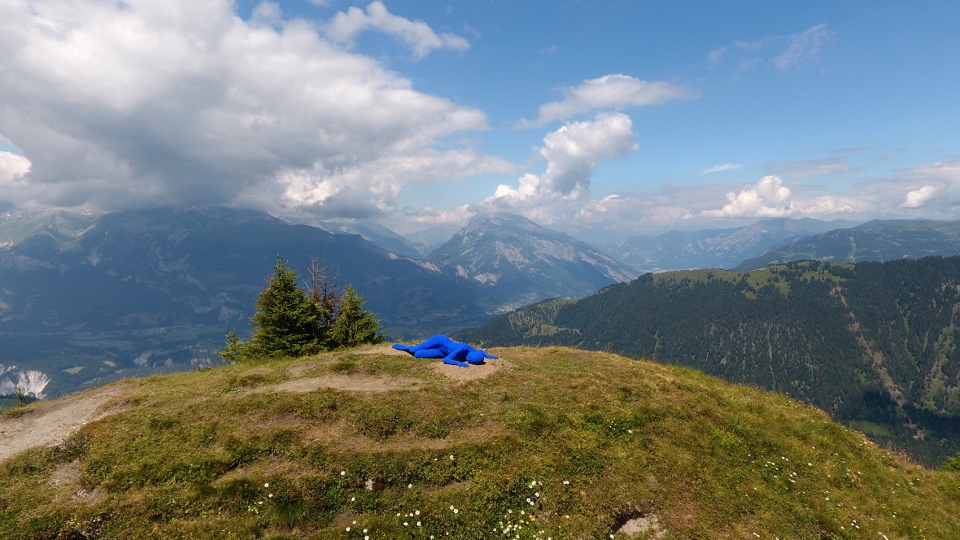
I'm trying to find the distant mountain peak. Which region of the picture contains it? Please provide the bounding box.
[430,212,636,312]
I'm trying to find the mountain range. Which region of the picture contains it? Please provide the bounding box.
[735,219,960,270]
[430,213,636,312]
[11,205,960,403]
[0,207,632,397]
[599,218,859,272]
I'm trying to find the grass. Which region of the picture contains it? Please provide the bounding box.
[1,345,959,538]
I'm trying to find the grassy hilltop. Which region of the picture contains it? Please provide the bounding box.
[2,346,960,539]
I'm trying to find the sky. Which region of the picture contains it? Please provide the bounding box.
[0,0,958,241]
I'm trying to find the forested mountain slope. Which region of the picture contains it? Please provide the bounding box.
[457,257,960,466]
[735,219,960,270]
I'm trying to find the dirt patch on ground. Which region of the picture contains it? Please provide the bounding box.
[0,383,137,463]
[615,513,667,539]
[286,362,318,377]
[47,459,81,488]
[261,374,424,393]
[430,358,510,383]
[349,344,411,357]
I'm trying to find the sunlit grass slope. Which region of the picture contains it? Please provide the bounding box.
[2,346,960,539]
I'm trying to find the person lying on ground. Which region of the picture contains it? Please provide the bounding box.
[392,335,497,368]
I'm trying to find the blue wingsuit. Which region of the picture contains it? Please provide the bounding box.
[392,335,498,368]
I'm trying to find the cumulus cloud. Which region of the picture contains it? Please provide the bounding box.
[324,1,469,59]
[0,151,31,183]
[519,74,692,127]
[901,185,937,208]
[773,24,832,69]
[702,175,856,218]
[702,163,742,175]
[0,0,496,219]
[702,175,796,218]
[485,112,637,208]
[883,161,960,215]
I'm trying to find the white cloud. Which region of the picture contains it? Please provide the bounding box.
[702,163,742,175]
[708,24,832,72]
[0,0,497,219]
[702,175,856,218]
[480,160,960,234]
[412,204,475,225]
[243,147,515,219]
[706,47,729,63]
[324,1,469,59]
[520,74,693,127]
[0,151,31,183]
[903,160,960,182]
[252,2,283,26]
[702,175,795,218]
[486,112,637,208]
[773,24,832,69]
[901,185,937,208]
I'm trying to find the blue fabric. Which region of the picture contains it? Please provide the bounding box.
[392,334,498,368]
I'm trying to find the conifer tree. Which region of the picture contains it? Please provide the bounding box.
[331,285,384,348]
[221,255,327,362]
[220,254,384,363]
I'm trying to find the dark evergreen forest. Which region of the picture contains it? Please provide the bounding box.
[457,258,960,466]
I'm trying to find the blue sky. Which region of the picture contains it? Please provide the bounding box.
[0,0,958,239]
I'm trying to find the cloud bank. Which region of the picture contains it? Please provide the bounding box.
[0,0,501,219]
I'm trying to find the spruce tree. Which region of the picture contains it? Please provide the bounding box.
[220,255,385,363]
[221,255,327,362]
[331,285,384,348]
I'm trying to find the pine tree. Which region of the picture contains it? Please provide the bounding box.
[220,255,327,362]
[331,285,384,348]
[220,254,384,363]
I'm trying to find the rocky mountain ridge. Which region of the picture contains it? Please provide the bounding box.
[430,213,636,312]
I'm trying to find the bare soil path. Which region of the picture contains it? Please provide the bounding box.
[0,384,135,463]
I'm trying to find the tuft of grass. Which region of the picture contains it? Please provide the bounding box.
[0,346,959,538]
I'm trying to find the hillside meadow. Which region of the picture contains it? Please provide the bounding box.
[1,345,958,538]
